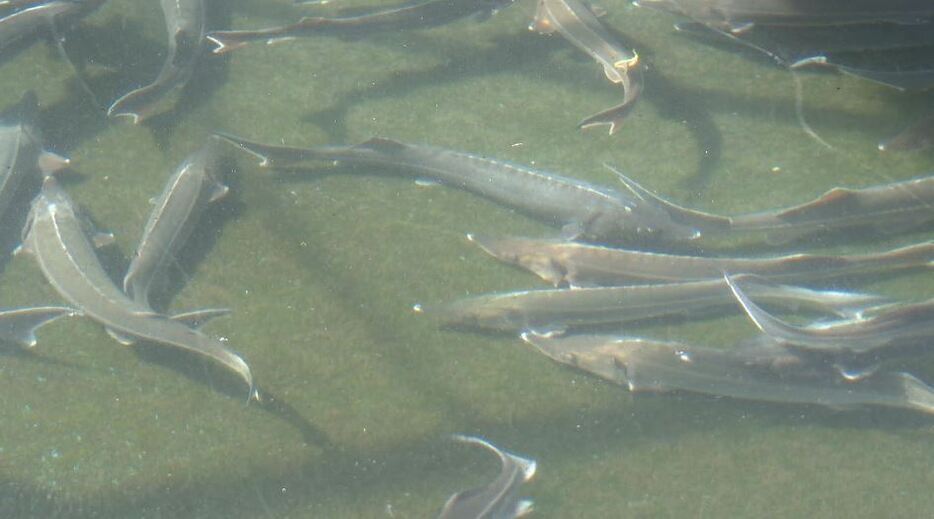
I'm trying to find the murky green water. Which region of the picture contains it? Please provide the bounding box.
[1,1,933,517]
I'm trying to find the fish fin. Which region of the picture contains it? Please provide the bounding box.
[723,273,809,342]
[727,21,755,34]
[516,499,535,517]
[559,222,585,241]
[529,0,556,34]
[832,363,878,381]
[0,307,74,348]
[355,137,407,153]
[213,132,309,167]
[170,308,232,329]
[604,163,723,235]
[208,182,230,203]
[105,327,137,346]
[898,372,934,415]
[526,325,567,338]
[205,33,249,55]
[579,98,637,135]
[601,62,626,84]
[37,150,71,176]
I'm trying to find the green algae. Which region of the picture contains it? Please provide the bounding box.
[0,0,932,517]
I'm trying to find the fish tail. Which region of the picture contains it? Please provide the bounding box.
[107,82,170,124]
[206,33,250,55]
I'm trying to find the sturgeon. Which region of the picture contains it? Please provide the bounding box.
[216,132,701,243]
[438,434,535,519]
[124,138,228,308]
[431,274,883,334]
[107,0,206,123]
[468,234,934,287]
[207,0,517,55]
[522,331,934,415]
[0,0,102,55]
[530,0,643,134]
[0,305,74,346]
[19,176,255,397]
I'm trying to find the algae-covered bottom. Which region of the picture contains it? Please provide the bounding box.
[0,0,932,517]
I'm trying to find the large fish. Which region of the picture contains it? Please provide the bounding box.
[438,434,535,519]
[207,0,517,55]
[430,274,883,334]
[19,176,255,397]
[468,234,934,287]
[0,92,69,228]
[529,0,643,134]
[107,0,206,123]
[123,138,228,308]
[216,132,701,243]
[521,331,934,415]
[0,0,102,56]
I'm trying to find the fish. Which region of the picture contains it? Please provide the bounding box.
[468,234,934,287]
[0,0,102,55]
[206,0,517,55]
[430,274,884,334]
[880,111,934,152]
[529,0,643,134]
[614,168,934,243]
[18,176,255,397]
[726,274,934,356]
[0,305,74,347]
[521,331,934,415]
[438,434,535,519]
[0,92,69,227]
[107,0,206,123]
[216,132,702,243]
[635,0,934,33]
[123,138,228,309]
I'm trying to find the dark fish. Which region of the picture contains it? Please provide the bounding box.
[107,0,206,123]
[522,331,934,415]
[207,0,517,55]
[438,434,535,519]
[216,132,702,243]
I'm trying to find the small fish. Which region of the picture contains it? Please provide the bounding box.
[468,234,934,286]
[726,274,934,356]
[124,138,228,308]
[0,92,69,226]
[521,331,934,415]
[530,0,643,134]
[216,132,701,243]
[0,305,74,347]
[438,434,535,519]
[19,176,255,398]
[107,0,205,123]
[432,273,884,333]
[207,0,517,55]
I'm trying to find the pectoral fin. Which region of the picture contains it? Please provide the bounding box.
[529,1,556,34]
[0,306,75,347]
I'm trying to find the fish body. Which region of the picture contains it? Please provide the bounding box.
[529,0,644,134]
[438,434,535,519]
[124,139,228,308]
[522,332,934,415]
[469,234,934,286]
[0,0,101,54]
[107,0,205,123]
[20,177,254,395]
[434,274,883,333]
[217,133,700,243]
[637,0,934,32]
[207,0,517,54]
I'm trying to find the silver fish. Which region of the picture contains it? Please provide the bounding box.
[207,0,516,55]
[0,305,74,347]
[431,274,883,334]
[0,0,102,54]
[726,274,934,355]
[216,132,701,243]
[438,434,535,519]
[107,0,205,123]
[521,331,934,415]
[0,92,69,225]
[19,176,255,397]
[612,167,934,244]
[530,0,643,134]
[468,234,934,287]
[123,138,228,308]
[635,0,934,33]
